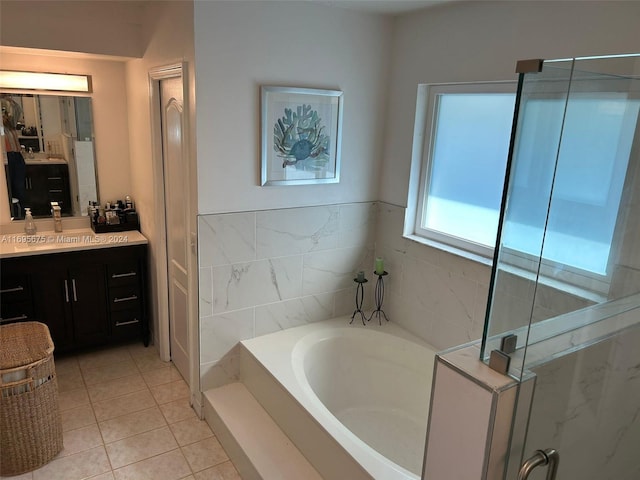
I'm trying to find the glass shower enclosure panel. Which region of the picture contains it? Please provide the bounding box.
[482,54,640,479]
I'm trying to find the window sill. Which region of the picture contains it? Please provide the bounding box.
[403,233,606,304]
[403,233,494,267]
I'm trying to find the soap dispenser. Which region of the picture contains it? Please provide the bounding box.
[24,208,37,235]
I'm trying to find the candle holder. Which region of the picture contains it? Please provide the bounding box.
[367,271,389,325]
[350,276,368,325]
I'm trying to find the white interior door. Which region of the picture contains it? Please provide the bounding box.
[160,76,190,383]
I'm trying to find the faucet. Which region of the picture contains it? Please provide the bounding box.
[51,202,62,233]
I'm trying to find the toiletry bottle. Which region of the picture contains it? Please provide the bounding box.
[52,203,63,233]
[24,208,37,235]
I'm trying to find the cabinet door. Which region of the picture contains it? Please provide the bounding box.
[0,263,34,325]
[68,262,109,346]
[31,266,73,351]
[23,165,52,216]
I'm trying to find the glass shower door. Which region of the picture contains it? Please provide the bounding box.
[482,54,640,479]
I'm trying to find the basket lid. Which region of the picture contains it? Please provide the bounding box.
[0,322,54,369]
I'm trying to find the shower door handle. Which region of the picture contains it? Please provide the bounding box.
[517,448,559,480]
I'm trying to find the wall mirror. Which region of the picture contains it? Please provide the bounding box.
[1,92,99,219]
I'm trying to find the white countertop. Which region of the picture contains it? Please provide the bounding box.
[0,228,148,258]
[3,158,68,165]
[25,158,68,165]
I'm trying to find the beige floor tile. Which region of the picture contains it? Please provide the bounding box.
[56,369,85,393]
[61,403,96,432]
[87,473,115,480]
[133,353,172,372]
[193,462,242,480]
[106,426,178,469]
[127,343,157,359]
[92,389,156,422]
[112,449,191,480]
[159,398,198,424]
[77,346,133,370]
[142,364,183,387]
[168,417,213,447]
[82,358,139,386]
[150,378,190,405]
[32,446,110,480]
[58,424,104,457]
[87,373,147,402]
[58,387,90,411]
[181,436,229,473]
[99,406,167,443]
[6,343,243,480]
[54,355,80,375]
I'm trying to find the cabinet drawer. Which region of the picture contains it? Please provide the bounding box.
[107,263,141,288]
[0,301,34,324]
[109,285,141,311]
[0,274,31,302]
[111,308,143,340]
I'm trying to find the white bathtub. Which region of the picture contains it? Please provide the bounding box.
[240,317,438,479]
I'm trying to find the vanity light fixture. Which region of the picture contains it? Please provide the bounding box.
[0,70,92,93]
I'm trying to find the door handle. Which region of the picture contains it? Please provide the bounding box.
[64,280,70,302]
[518,448,559,480]
[71,279,78,302]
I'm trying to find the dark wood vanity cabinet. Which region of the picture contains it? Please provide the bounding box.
[0,270,35,325]
[0,244,148,352]
[23,164,72,216]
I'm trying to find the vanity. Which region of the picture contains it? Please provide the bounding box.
[0,229,149,352]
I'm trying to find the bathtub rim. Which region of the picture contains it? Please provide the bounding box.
[241,316,439,480]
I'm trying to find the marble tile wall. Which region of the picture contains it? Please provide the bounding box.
[375,202,492,350]
[526,323,640,480]
[198,203,377,390]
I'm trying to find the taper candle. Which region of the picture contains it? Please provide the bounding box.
[375,257,384,275]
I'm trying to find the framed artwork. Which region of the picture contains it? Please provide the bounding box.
[261,86,343,186]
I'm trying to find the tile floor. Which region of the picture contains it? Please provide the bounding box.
[1,342,241,480]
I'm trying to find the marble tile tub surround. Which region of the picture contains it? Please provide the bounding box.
[525,323,640,480]
[375,202,492,350]
[198,202,377,390]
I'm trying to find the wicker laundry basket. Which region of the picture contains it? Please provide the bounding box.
[0,322,63,476]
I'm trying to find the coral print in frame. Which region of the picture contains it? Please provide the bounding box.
[261,86,343,186]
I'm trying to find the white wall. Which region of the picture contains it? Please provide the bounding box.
[125,1,197,370]
[193,1,391,214]
[383,0,640,206]
[0,51,132,224]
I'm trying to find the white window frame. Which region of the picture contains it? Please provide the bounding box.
[406,81,517,259]
[404,80,634,298]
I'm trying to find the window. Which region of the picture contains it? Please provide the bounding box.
[411,82,517,257]
[502,92,640,277]
[408,82,640,291]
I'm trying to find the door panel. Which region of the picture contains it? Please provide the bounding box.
[160,75,190,383]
